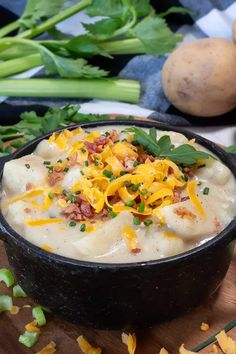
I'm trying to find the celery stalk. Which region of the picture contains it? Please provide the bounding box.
[0,54,42,77]
[0,78,140,103]
[18,0,92,39]
[101,38,146,55]
[0,21,20,39]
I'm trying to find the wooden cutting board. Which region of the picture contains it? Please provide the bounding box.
[0,117,236,353]
[0,242,235,354]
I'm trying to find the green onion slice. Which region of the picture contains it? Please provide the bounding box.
[0,268,14,287]
[13,284,27,298]
[0,295,13,314]
[32,306,46,327]
[19,331,39,348]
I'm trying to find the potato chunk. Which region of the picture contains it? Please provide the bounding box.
[2,155,48,195]
[74,212,133,257]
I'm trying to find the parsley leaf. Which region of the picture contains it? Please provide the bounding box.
[127,127,212,164]
[158,6,193,18]
[19,0,68,29]
[132,16,181,55]
[83,19,122,40]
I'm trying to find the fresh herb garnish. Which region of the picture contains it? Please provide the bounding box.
[69,221,76,227]
[25,164,30,169]
[48,192,55,200]
[144,219,153,226]
[43,161,51,165]
[126,127,213,165]
[133,216,141,225]
[138,202,145,213]
[131,183,141,192]
[109,211,117,218]
[80,224,86,232]
[67,194,77,203]
[125,201,135,207]
[103,169,113,178]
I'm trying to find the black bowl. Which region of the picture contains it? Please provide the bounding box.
[0,120,235,329]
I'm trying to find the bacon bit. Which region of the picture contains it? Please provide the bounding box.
[123,156,136,171]
[168,167,174,175]
[77,335,102,354]
[181,196,190,202]
[174,187,182,203]
[80,201,93,218]
[121,333,136,354]
[10,306,20,315]
[94,136,109,146]
[109,130,119,142]
[62,204,83,221]
[24,208,32,214]
[53,166,63,173]
[68,152,78,166]
[131,248,141,254]
[200,322,209,331]
[214,217,222,233]
[26,183,33,191]
[36,341,56,354]
[48,172,64,186]
[84,141,102,154]
[25,320,40,333]
[174,207,196,220]
[138,153,155,163]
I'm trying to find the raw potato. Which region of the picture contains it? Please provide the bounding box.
[162,38,236,117]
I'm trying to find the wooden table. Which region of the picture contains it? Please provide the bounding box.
[0,241,235,354]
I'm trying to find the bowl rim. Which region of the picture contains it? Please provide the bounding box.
[1,119,236,269]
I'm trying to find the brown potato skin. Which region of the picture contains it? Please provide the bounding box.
[162,38,236,117]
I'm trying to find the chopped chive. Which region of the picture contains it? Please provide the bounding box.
[94,158,99,166]
[125,182,133,188]
[140,189,148,196]
[197,181,202,186]
[133,160,140,167]
[25,164,30,169]
[46,166,53,173]
[181,174,188,182]
[85,160,89,167]
[0,295,13,313]
[80,224,86,232]
[62,189,67,196]
[75,191,81,195]
[43,161,51,165]
[120,171,127,176]
[80,171,84,176]
[138,202,145,213]
[13,285,27,298]
[110,211,117,218]
[110,175,116,182]
[131,183,141,192]
[105,132,110,137]
[57,159,62,163]
[133,216,141,225]
[67,194,76,203]
[103,169,112,178]
[48,192,55,200]
[80,148,86,153]
[64,167,69,173]
[32,306,46,327]
[144,219,153,226]
[69,221,76,227]
[163,176,168,182]
[19,331,39,348]
[125,201,135,207]
[0,268,14,287]
[203,187,209,195]
[198,164,206,169]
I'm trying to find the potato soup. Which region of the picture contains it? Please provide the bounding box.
[1,126,236,263]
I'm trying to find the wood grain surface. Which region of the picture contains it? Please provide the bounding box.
[0,242,235,354]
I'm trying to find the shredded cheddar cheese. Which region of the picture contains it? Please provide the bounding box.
[25,320,40,333]
[41,244,53,252]
[211,344,219,353]
[36,341,56,354]
[121,333,137,354]
[200,322,209,331]
[122,226,139,251]
[10,305,20,315]
[179,344,195,354]
[77,335,102,354]
[187,180,206,218]
[215,330,236,354]
[159,348,169,354]
[25,218,64,226]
